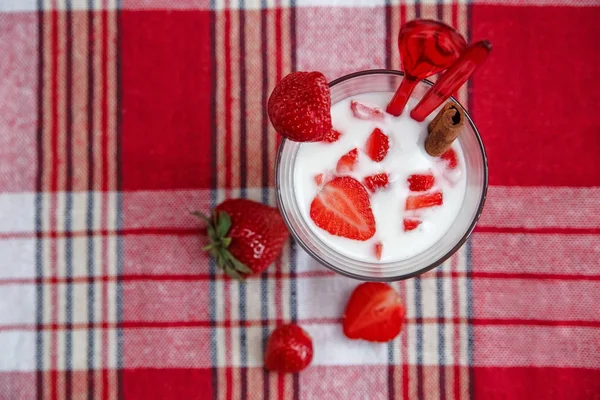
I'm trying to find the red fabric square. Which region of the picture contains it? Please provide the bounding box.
[471,5,600,186]
[120,10,213,190]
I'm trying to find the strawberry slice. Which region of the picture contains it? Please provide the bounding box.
[336,148,359,174]
[343,282,405,342]
[364,173,389,193]
[314,174,324,186]
[440,148,458,169]
[405,192,443,210]
[403,218,422,231]
[310,176,376,241]
[365,128,390,162]
[374,242,383,260]
[323,129,342,143]
[407,174,435,192]
[350,100,386,121]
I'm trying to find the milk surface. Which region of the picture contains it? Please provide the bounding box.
[293,92,467,263]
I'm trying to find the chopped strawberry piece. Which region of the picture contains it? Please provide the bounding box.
[343,282,405,342]
[314,174,324,186]
[364,173,389,193]
[374,242,383,260]
[323,129,342,143]
[403,218,422,231]
[350,100,385,121]
[365,128,390,162]
[405,192,443,210]
[407,174,435,192]
[336,148,359,174]
[440,148,458,169]
[310,176,376,241]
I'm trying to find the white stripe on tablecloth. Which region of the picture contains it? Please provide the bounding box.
[4,186,599,234]
[1,0,596,12]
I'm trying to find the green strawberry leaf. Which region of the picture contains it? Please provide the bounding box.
[216,212,232,237]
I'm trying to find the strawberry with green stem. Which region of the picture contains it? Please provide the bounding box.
[193,199,289,279]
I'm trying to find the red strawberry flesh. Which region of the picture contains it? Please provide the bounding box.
[265,324,313,373]
[407,174,435,192]
[403,218,422,231]
[336,148,359,174]
[440,148,458,169]
[343,282,405,342]
[310,177,376,241]
[405,192,443,210]
[350,100,385,121]
[365,128,389,162]
[364,173,389,193]
[374,242,383,260]
[268,71,332,142]
[323,129,342,143]
[314,174,324,186]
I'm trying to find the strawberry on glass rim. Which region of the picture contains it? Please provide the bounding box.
[268,71,332,142]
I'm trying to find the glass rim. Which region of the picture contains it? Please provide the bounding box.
[276,69,489,281]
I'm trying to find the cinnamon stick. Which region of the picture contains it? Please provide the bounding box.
[425,102,465,157]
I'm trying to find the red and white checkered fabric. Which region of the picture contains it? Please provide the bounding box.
[1,0,599,399]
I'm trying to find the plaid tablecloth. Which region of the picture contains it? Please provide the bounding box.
[1,1,599,399]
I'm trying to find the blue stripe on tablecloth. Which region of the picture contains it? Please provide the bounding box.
[415,276,424,399]
[436,265,447,400]
[290,239,300,399]
[116,1,124,399]
[64,1,74,398]
[238,2,249,398]
[86,1,96,398]
[209,1,218,400]
[35,2,44,398]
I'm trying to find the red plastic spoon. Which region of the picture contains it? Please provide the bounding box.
[386,19,466,116]
[410,40,492,122]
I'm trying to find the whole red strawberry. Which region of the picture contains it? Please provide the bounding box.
[343,282,406,342]
[193,199,289,279]
[265,324,313,373]
[268,71,332,142]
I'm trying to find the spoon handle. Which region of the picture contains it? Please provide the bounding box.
[410,40,492,122]
[386,77,418,116]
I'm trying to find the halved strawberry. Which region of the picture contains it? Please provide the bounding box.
[440,148,458,169]
[323,129,342,143]
[351,100,385,121]
[364,173,389,193]
[343,282,405,342]
[314,174,324,186]
[407,174,435,192]
[405,192,443,210]
[310,176,376,241]
[403,218,422,231]
[336,148,359,174]
[365,128,389,162]
[374,242,383,260]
